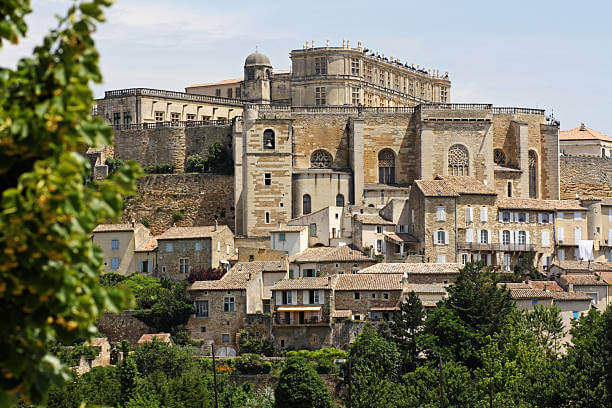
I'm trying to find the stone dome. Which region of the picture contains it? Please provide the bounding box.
[244,52,271,67]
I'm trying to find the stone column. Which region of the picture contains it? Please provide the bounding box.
[540,123,560,200]
[350,118,365,205]
[513,120,530,198]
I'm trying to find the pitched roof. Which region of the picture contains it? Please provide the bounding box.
[559,124,612,142]
[354,214,395,225]
[336,274,404,291]
[496,198,586,211]
[601,272,612,284]
[580,196,612,206]
[135,236,158,252]
[270,225,308,233]
[358,262,461,275]
[384,232,419,243]
[414,180,459,197]
[289,246,373,263]
[509,288,553,300]
[552,260,612,273]
[405,283,448,294]
[434,175,496,195]
[186,77,242,88]
[234,260,287,273]
[272,276,333,290]
[557,274,608,286]
[137,333,172,344]
[527,280,563,291]
[189,261,276,291]
[551,291,592,301]
[158,225,230,240]
[93,223,140,233]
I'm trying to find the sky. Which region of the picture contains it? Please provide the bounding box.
[1,0,611,133]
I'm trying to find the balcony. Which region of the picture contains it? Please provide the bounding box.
[457,242,536,252]
[273,316,330,326]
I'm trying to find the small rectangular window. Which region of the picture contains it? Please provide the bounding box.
[221,333,230,343]
[111,239,119,250]
[227,88,233,98]
[383,293,389,300]
[436,206,446,221]
[279,232,285,242]
[309,223,317,237]
[376,226,383,234]
[215,89,221,97]
[201,326,206,333]
[264,173,271,186]
[179,258,190,274]
[155,111,164,122]
[315,87,326,105]
[572,311,579,319]
[170,112,180,123]
[223,297,235,312]
[195,242,201,251]
[461,254,468,265]
[166,243,173,252]
[235,88,241,98]
[354,292,360,300]
[112,112,121,125]
[195,300,209,318]
[111,257,119,270]
[186,114,195,121]
[265,212,271,224]
[123,111,131,125]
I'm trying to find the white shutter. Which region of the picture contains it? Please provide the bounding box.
[574,227,581,244]
[466,207,473,223]
[538,213,543,224]
[292,290,298,305]
[318,290,325,304]
[525,231,530,245]
[608,229,612,244]
[466,229,473,243]
[498,211,503,222]
[558,248,565,261]
[499,230,503,245]
[444,231,449,245]
[303,290,309,305]
[558,227,564,241]
[276,291,282,306]
[510,230,515,244]
[487,230,492,243]
[525,213,529,223]
[481,207,487,222]
[542,231,550,247]
[138,262,142,273]
[486,254,491,265]
[609,208,612,222]
[433,231,437,245]
[476,229,481,243]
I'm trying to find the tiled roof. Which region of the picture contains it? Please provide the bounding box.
[528,281,563,291]
[358,262,461,275]
[289,246,373,263]
[158,225,230,240]
[137,333,172,344]
[384,232,419,243]
[509,288,553,300]
[405,283,448,294]
[335,274,404,291]
[434,176,496,195]
[135,236,158,252]
[601,272,612,284]
[500,282,532,290]
[414,180,459,197]
[559,124,612,142]
[496,198,586,211]
[579,196,612,205]
[270,225,308,233]
[558,274,608,286]
[93,223,139,232]
[272,276,333,290]
[190,261,287,291]
[552,260,612,273]
[354,214,395,225]
[551,291,592,301]
[234,260,287,273]
[186,77,242,88]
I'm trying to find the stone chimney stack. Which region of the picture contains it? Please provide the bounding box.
[580,123,586,131]
[214,219,218,232]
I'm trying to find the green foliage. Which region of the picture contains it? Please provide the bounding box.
[47,366,122,408]
[50,342,100,367]
[144,162,176,174]
[133,339,194,378]
[239,330,275,356]
[274,356,332,408]
[105,157,124,174]
[524,304,565,356]
[286,348,347,374]
[185,142,233,174]
[388,290,425,371]
[134,282,195,332]
[140,216,150,228]
[0,0,142,404]
[185,154,206,173]
[171,209,184,223]
[235,354,272,375]
[98,271,127,287]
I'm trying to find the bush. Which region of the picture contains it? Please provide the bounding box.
[188,267,226,283]
[99,272,127,287]
[140,217,150,228]
[172,210,184,223]
[286,348,347,374]
[235,354,272,375]
[238,330,275,356]
[185,155,206,173]
[134,282,195,332]
[144,163,176,174]
[105,157,124,174]
[274,356,332,408]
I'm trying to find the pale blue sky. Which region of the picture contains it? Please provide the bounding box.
[2,0,611,132]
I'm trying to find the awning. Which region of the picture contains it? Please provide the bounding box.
[277,306,321,312]
[384,232,419,244]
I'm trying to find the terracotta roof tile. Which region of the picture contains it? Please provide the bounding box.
[496,198,586,211]
[358,262,461,275]
[509,288,553,300]
[559,124,612,142]
[551,291,592,301]
[354,214,395,225]
[189,261,284,291]
[272,276,334,290]
[93,223,140,232]
[158,225,230,240]
[137,333,172,344]
[289,246,373,263]
[405,283,448,293]
[527,281,563,291]
[384,232,419,243]
[414,180,459,197]
[552,260,612,273]
[186,77,242,88]
[135,236,158,252]
[336,274,405,291]
[558,274,608,286]
[434,175,496,195]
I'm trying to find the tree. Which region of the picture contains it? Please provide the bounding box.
[0,0,141,405]
[238,330,275,356]
[134,282,195,333]
[606,308,612,407]
[132,339,194,378]
[524,304,564,356]
[388,290,425,372]
[274,356,332,408]
[118,342,138,406]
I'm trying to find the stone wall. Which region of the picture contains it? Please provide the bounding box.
[560,156,612,199]
[122,173,234,235]
[96,310,153,345]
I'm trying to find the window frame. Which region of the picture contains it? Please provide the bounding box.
[223,296,235,313]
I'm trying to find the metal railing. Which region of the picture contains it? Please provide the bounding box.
[104,88,245,107]
[457,242,536,252]
[492,107,545,115]
[110,120,230,130]
[249,104,415,114]
[274,316,330,325]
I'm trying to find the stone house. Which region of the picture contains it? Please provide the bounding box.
[288,245,375,278]
[559,123,612,158]
[269,225,308,257]
[579,197,612,262]
[358,262,461,285]
[93,223,152,275]
[156,225,234,281]
[133,236,158,275]
[334,273,405,321]
[352,214,395,257]
[287,206,347,247]
[556,273,610,311]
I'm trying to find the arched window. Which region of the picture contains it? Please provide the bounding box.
[303,194,311,215]
[448,145,469,176]
[263,129,275,150]
[528,150,537,198]
[494,149,506,165]
[310,150,332,168]
[336,194,345,207]
[378,149,395,184]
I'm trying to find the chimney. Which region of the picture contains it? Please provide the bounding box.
[580,123,586,131]
[327,275,332,286]
[131,219,135,228]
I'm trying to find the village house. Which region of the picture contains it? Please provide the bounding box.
[358,262,461,285]
[92,222,152,275]
[269,225,308,257]
[156,225,235,281]
[352,213,395,257]
[286,206,349,247]
[288,245,375,278]
[579,197,612,262]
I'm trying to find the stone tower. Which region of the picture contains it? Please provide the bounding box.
[241,52,272,104]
